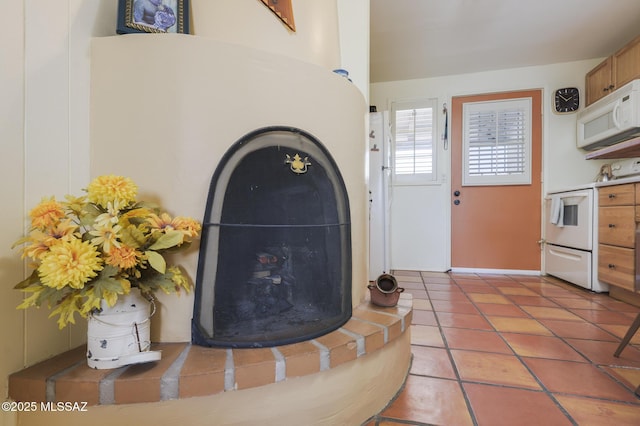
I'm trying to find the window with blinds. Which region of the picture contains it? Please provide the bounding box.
[462,98,532,186]
[391,99,437,184]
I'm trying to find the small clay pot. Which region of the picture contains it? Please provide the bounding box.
[368,274,404,307]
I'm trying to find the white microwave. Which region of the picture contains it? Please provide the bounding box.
[577,79,640,150]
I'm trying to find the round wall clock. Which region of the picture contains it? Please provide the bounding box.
[553,87,580,114]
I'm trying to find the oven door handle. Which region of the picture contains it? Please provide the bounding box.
[548,247,584,261]
[545,191,590,203]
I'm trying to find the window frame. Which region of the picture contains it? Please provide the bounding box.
[390,98,438,186]
[462,97,532,186]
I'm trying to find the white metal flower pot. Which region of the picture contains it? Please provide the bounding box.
[86,289,162,369]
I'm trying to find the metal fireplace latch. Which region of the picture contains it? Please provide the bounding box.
[285,153,311,174]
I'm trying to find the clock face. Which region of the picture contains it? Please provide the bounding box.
[554,87,580,113]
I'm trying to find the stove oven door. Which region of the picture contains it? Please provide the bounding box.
[545,188,594,251]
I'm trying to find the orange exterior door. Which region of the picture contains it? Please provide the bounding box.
[451,90,542,271]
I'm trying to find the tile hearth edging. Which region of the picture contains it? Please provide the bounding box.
[9,294,412,406]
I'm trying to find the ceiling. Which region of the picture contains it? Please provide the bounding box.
[370,0,640,83]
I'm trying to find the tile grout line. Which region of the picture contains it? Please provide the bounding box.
[99,366,128,405]
[310,340,330,371]
[46,360,85,402]
[508,276,640,403]
[160,343,191,400]
[457,274,640,419]
[443,274,578,424]
[224,349,235,391]
[420,271,479,426]
[271,347,286,382]
[465,275,584,424]
[377,271,640,425]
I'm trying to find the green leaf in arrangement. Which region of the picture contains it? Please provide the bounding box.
[14,270,40,289]
[80,203,102,227]
[91,268,127,295]
[138,272,178,295]
[16,287,46,310]
[146,250,166,274]
[49,294,84,329]
[148,230,184,250]
[120,224,148,248]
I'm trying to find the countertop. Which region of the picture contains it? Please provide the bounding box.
[546,175,640,195]
[595,174,640,188]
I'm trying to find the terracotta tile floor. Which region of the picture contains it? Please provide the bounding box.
[364,271,640,426]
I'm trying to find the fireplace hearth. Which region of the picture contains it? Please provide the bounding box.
[192,127,352,348]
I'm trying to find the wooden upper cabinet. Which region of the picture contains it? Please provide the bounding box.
[586,34,640,106]
[614,34,640,89]
[586,57,613,105]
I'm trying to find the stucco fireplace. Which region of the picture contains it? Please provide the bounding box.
[80,34,412,424]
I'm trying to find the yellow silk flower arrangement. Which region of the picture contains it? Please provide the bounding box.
[13,175,201,328]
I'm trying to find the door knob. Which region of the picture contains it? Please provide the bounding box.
[454,199,460,205]
[453,190,460,197]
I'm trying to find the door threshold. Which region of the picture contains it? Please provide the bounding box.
[450,267,541,276]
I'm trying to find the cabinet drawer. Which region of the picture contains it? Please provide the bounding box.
[599,184,635,206]
[598,244,635,291]
[544,244,592,289]
[599,206,636,248]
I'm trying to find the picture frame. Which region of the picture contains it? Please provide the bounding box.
[259,0,295,32]
[117,0,190,35]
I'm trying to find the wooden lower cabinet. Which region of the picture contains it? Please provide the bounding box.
[599,184,635,207]
[598,244,636,291]
[597,183,639,295]
[598,205,636,247]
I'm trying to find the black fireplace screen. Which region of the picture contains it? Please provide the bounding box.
[192,127,352,348]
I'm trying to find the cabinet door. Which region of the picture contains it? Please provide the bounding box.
[614,34,640,89]
[586,57,613,106]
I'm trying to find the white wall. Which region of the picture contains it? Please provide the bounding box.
[370,60,609,272]
[0,0,117,397]
[336,0,370,103]
[192,0,341,70]
[0,1,99,420]
[21,0,117,367]
[0,0,27,409]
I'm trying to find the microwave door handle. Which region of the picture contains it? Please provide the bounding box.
[612,101,621,130]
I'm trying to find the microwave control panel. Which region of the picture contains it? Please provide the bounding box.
[611,157,640,178]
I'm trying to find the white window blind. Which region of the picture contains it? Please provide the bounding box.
[391,99,437,184]
[463,98,531,186]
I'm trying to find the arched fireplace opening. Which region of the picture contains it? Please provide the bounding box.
[192,127,352,348]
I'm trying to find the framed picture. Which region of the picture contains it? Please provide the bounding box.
[117,0,190,34]
[259,0,295,32]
